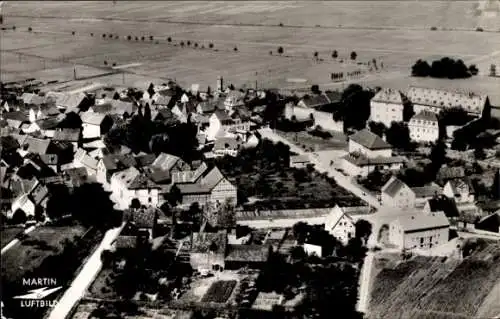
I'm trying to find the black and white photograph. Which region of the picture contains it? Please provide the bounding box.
[1,1,500,318]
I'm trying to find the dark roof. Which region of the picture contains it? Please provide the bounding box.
[213,110,233,122]
[198,101,217,113]
[427,196,459,218]
[410,110,439,123]
[155,95,173,106]
[381,176,407,197]
[437,166,465,181]
[191,231,227,255]
[125,207,157,228]
[80,112,107,125]
[177,182,210,194]
[93,99,136,115]
[36,117,60,130]
[349,129,392,150]
[57,93,87,109]
[39,154,58,165]
[102,154,137,170]
[411,185,442,198]
[144,167,171,184]
[214,137,241,151]
[300,94,330,108]
[53,128,80,142]
[3,111,28,123]
[225,245,269,263]
[135,154,156,168]
[201,166,227,190]
[1,136,20,151]
[324,91,342,104]
[115,235,138,249]
[342,153,406,166]
[128,174,160,190]
[20,136,51,155]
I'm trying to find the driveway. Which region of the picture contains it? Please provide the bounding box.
[47,224,124,319]
[357,251,375,314]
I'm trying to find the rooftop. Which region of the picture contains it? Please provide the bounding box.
[410,110,439,123]
[381,176,408,197]
[393,211,450,232]
[349,128,392,150]
[371,88,405,104]
[191,231,227,255]
[342,153,406,166]
[407,87,486,114]
[225,244,269,263]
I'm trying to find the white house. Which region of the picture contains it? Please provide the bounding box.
[389,211,450,250]
[206,110,234,141]
[80,112,113,139]
[406,87,488,117]
[348,129,392,158]
[370,88,406,127]
[110,167,160,210]
[381,176,416,208]
[443,179,475,204]
[324,205,356,245]
[408,110,439,143]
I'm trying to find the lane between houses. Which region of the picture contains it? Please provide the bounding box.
[357,250,375,314]
[47,223,124,319]
[0,225,37,255]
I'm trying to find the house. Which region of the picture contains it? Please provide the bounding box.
[110,166,160,210]
[408,110,439,143]
[341,152,406,177]
[406,87,489,117]
[190,231,227,272]
[476,211,500,233]
[10,180,48,219]
[381,176,416,208]
[80,112,113,139]
[424,195,460,220]
[224,244,270,269]
[152,108,176,124]
[290,155,310,168]
[224,90,246,111]
[151,153,190,174]
[348,129,392,158]
[97,153,137,184]
[212,137,241,157]
[324,205,356,245]
[73,148,99,175]
[56,92,91,112]
[91,99,137,118]
[39,154,60,173]
[443,179,475,204]
[3,111,28,129]
[35,117,60,138]
[123,206,158,240]
[389,211,449,250]
[411,184,442,207]
[16,136,51,156]
[206,110,236,141]
[52,128,81,148]
[20,93,44,107]
[64,167,92,188]
[297,92,342,110]
[370,88,406,127]
[177,166,237,206]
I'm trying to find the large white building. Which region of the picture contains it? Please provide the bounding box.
[408,110,439,143]
[370,88,406,127]
[406,87,489,117]
[110,167,161,210]
[324,205,356,245]
[389,211,450,250]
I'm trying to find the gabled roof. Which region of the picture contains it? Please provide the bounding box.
[393,211,450,232]
[446,179,474,195]
[21,93,44,106]
[411,184,442,198]
[371,88,405,104]
[57,92,87,109]
[190,162,208,183]
[93,99,136,115]
[35,117,60,130]
[214,137,241,151]
[112,166,141,187]
[381,176,409,197]
[200,166,226,190]
[410,110,439,123]
[135,153,156,168]
[19,136,51,155]
[64,167,90,187]
[225,244,269,263]
[437,166,465,181]
[155,95,172,106]
[30,182,48,205]
[407,87,487,114]
[39,154,58,166]
[102,154,137,171]
[151,153,182,172]
[290,155,310,164]
[300,94,330,108]
[326,205,354,230]
[1,135,20,151]
[128,174,160,190]
[53,128,80,142]
[213,110,233,122]
[3,111,28,123]
[427,196,459,218]
[144,167,171,184]
[198,101,217,113]
[80,112,106,125]
[349,129,392,150]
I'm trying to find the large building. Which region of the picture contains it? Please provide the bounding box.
[370,88,406,127]
[348,129,392,158]
[408,110,439,143]
[406,87,489,117]
[389,211,450,250]
[381,176,416,209]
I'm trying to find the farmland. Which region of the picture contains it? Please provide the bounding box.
[2,1,500,104]
[367,239,500,319]
[201,280,237,303]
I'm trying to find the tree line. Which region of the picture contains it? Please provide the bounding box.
[411,57,478,79]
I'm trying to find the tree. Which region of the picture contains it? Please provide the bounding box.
[147,82,155,98]
[429,140,447,174]
[144,103,152,122]
[187,40,191,46]
[368,121,386,138]
[113,92,120,100]
[338,84,374,131]
[130,198,141,210]
[490,64,497,77]
[59,111,82,129]
[313,51,319,59]
[468,64,479,76]
[234,46,238,52]
[180,41,185,47]
[135,36,139,41]
[28,27,32,32]
[209,43,214,49]
[127,35,131,40]
[167,37,172,42]
[292,221,309,244]
[194,42,198,48]
[385,122,411,150]
[100,250,114,268]
[141,36,145,41]
[46,184,71,220]
[149,35,154,41]
[290,246,306,260]
[102,33,106,38]
[311,84,320,94]
[167,185,181,207]
[12,209,27,225]
[411,59,431,77]
[491,170,500,199]
[269,50,273,55]
[217,200,236,228]
[355,220,372,245]
[104,60,108,66]
[350,51,357,60]
[332,50,338,59]
[474,146,486,160]
[72,183,118,230]
[72,31,75,35]
[277,46,284,55]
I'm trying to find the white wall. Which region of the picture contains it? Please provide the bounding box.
[389,222,449,250]
[370,101,403,127]
[348,140,392,158]
[409,121,439,143]
[82,124,101,139]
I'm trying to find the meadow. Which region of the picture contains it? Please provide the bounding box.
[2,1,499,103]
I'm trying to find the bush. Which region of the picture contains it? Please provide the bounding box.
[12,26,16,30]
[90,32,94,36]
[112,62,117,67]
[72,31,75,35]
[149,35,154,41]
[28,27,32,32]
[476,27,484,32]
[104,61,108,66]
[209,43,214,49]
[234,47,238,52]
[167,37,172,42]
[430,26,438,31]
[102,34,106,38]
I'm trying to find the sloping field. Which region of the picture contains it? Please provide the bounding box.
[368,240,500,319]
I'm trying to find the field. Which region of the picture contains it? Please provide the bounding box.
[368,239,500,319]
[201,280,237,303]
[2,1,500,104]
[1,225,87,283]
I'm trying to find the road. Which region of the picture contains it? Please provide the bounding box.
[47,224,123,319]
[357,251,374,314]
[0,226,36,255]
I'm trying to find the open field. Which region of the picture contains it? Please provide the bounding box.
[2,1,499,103]
[368,239,500,319]
[1,225,87,283]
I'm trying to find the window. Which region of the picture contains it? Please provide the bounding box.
[148,197,152,203]
[420,238,424,244]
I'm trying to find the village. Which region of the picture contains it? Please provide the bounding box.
[1,67,500,319]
